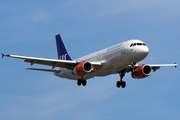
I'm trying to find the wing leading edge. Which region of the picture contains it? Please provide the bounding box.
[2,54,102,70]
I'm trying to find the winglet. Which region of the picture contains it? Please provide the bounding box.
[1,53,4,58]
[174,62,178,68]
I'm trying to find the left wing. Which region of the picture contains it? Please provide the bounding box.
[122,63,178,75]
[146,64,178,72]
[118,63,178,80]
[2,54,102,70]
[137,64,178,72]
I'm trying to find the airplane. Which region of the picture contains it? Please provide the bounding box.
[2,34,178,88]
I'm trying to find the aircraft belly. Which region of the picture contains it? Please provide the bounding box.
[89,63,123,77]
[55,69,94,80]
[55,70,79,80]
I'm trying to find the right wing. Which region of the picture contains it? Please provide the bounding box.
[2,54,102,70]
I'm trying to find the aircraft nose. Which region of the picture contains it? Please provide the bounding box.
[133,46,149,59]
[129,43,149,62]
[140,46,149,57]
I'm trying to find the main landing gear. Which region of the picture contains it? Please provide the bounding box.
[77,79,87,86]
[116,62,136,88]
[77,76,87,86]
[116,70,126,88]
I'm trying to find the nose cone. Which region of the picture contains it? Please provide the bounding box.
[140,46,149,57]
[133,46,149,61]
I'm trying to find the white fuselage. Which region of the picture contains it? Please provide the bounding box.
[54,40,149,80]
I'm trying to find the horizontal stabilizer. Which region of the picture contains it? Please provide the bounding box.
[27,68,60,72]
[1,53,4,58]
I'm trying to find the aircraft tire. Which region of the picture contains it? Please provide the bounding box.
[116,81,121,88]
[77,79,81,86]
[122,81,126,88]
[82,80,87,86]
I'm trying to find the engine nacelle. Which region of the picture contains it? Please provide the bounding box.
[72,62,92,76]
[132,65,152,79]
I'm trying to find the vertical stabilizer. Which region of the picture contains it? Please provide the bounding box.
[56,34,72,60]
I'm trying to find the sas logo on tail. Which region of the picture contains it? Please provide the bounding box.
[59,54,67,60]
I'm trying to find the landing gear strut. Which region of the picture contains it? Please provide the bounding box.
[131,62,136,77]
[77,76,87,86]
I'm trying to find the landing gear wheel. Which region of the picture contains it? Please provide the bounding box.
[116,81,121,88]
[116,81,126,88]
[121,81,126,88]
[82,80,87,86]
[77,79,81,86]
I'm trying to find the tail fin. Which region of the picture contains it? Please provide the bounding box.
[55,34,72,60]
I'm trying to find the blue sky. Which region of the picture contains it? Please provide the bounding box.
[0,0,180,120]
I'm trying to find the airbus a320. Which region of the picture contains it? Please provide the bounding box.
[2,34,178,88]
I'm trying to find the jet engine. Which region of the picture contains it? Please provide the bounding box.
[72,62,92,76]
[132,65,152,79]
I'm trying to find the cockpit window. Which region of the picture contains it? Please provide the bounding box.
[130,43,146,47]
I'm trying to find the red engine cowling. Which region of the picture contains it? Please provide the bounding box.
[72,62,92,76]
[132,65,152,79]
